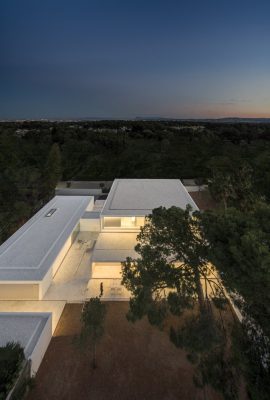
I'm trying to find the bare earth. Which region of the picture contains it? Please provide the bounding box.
[26,303,223,400]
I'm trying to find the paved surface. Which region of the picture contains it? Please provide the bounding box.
[87,278,130,300]
[44,233,96,302]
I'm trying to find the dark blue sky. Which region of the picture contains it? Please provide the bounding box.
[1,0,270,119]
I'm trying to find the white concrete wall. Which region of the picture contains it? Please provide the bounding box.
[86,197,95,211]
[40,233,74,299]
[92,262,122,278]
[80,218,101,232]
[51,235,72,276]
[0,283,39,300]
[39,269,53,300]
[30,313,52,376]
[55,188,102,196]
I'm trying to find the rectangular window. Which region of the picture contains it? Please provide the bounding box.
[103,216,145,229]
[103,217,121,228]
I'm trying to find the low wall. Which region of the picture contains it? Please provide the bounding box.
[30,313,52,376]
[55,188,102,196]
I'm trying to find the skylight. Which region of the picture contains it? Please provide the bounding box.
[45,208,57,217]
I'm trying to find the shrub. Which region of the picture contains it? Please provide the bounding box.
[0,342,25,399]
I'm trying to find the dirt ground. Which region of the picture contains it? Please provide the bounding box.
[189,190,218,211]
[26,303,223,400]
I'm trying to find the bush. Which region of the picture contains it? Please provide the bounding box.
[147,299,168,328]
[0,342,25,399]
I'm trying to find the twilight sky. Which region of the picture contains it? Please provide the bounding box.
[1,0,270,119]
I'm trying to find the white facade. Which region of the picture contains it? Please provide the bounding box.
[0,178,200,377]
[92,179,199,280]
[0,196,93,300]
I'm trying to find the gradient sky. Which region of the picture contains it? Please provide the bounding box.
[1,0,270,119]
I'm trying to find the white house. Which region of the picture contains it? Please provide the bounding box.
[0,179,199,371]
[89,179,199,297]
[0,195,93,300]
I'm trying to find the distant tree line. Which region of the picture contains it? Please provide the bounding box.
[0,120,270,242]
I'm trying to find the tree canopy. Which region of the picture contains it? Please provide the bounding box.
[122,206,240,399]
[202,203,270,337]
[122,206,214,323]
[80,297,107,369]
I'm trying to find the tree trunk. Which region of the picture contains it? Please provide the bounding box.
[194,268,205,313]
[92,342,97,369]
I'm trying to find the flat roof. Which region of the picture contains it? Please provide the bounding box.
[0,196,92,281]
[92,232,138,263]
[0,312,50,358]
[101,179,199,217]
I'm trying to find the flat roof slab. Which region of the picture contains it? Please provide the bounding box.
[0,196,92,281]
[101,179,199,216]
[0,312,50,358]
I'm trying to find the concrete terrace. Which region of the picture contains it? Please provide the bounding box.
[44,232,98,302]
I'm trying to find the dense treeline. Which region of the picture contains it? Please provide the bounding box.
[1,120,270,398]
[0,120,270,242]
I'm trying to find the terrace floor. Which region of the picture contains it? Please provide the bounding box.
[87,278,130,300]
[44,232,98,302]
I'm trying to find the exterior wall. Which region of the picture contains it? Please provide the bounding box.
[0,283,39,300]
[80,218,101,232]
[51,235,72,276]
[39,268,53,299]
[55,188,102,196]
[86,197,95,211]
[71,223,80,243]
[39,232,75,299]
[30,314,52,376]
[91,262,122,278]
[101,216,145,232]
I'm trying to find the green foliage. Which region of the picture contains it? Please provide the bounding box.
[43,143,62,196]
[0,342,25,399]
[81,297,107,342]
[202,203,270,337]
[170,314,223,354]
[195,349,238,400]
[167,291,194,315]
[147,298,168,328]
[232,321,270,400]
[80,297,107,368]
[122,205,211,321]
[212,296,228,310]
[208,160,256,210]
[126,290,152,322]
[1,120,270,243]
[201,203,270,398]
